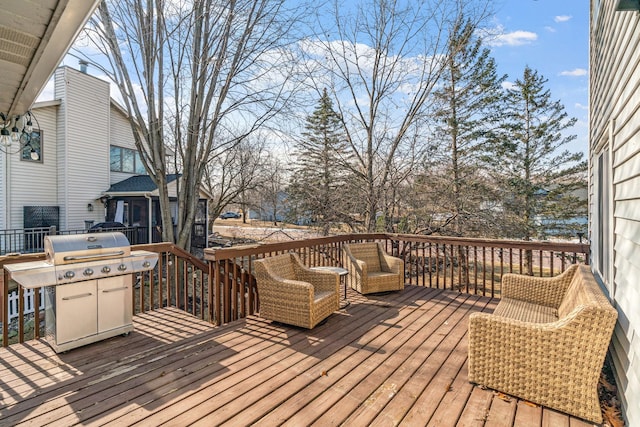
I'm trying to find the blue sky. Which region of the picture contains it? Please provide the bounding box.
[487,0,589,155]
[46,1,590,155]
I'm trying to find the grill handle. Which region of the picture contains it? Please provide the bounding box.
[63,251,125,262]
[62,293,93,301]
[102,287,128,293]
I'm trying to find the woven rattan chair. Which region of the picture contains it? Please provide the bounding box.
[342,242,404,295]
[253,253,340,329]
[468,265,617,423]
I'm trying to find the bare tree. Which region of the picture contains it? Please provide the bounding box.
[257,154,288,226]
[203,136,269,224]
[80,0,303,248]
[301,0,492,231]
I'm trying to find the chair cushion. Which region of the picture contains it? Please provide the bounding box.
[493,298,558,323]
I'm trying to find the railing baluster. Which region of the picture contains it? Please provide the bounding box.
[148,269,154,312]
[191,262,196,317]
[482,246,487,296]
[18,286,24,343]
[473,246,478,295]
[208,261,214,322]
[539,250,544,277]
[436,243,441,289]
[428,243,433,287]
[34,285,41,339]
[491,247,496,298]
[223,259,231,324]
[519,249,523,274]
[232,258,239,319]
[448,244,453,291]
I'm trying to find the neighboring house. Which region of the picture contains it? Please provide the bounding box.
[0,65,210,248]
[248,191,290,223]
[1,66,112,231]
[104,174,210,248]
[590,1,640,425]
[0,0,101,254]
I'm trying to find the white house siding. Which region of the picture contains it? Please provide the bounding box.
[590,2,640,425]
[6,105,59,229]
[109,104,140,185]
[54,67,110,230]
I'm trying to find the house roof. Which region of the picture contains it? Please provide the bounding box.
[106,174,180,193]
[104,174,212,200]
[0,0,100,117]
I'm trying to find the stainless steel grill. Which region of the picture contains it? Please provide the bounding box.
[5,232,158,352]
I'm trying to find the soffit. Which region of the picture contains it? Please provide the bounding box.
[0,0,100,117]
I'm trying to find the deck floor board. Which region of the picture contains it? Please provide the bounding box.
[0,286,599,426]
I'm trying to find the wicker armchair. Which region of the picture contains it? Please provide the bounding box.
[253,253,340,329]
[342,242,404,295]
[468,265,617,423]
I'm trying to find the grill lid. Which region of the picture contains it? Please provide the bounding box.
[45,232,131,265]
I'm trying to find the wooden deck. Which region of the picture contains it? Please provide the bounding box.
[0,286,597,426]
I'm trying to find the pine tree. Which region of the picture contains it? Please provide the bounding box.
[488,66,587,244]
[289,89,352,235]
[431,18,507,236]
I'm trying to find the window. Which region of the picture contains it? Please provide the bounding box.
[110,146,121,170]
[110,145,147,174]
[135,152,146,174]
[21,129,42,162]
[594,147,612,289]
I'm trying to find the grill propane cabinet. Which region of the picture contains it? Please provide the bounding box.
[5,232,158,352]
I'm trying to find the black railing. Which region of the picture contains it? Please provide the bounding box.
[0,226,151,255]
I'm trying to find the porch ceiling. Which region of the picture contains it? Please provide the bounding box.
[0,0,100,117]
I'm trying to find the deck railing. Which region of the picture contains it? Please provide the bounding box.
[204,233,589,324]
[0,243,209,347]
[1,233,589,347]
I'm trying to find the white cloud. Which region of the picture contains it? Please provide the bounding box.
[560,68,587,77]
[575,103,588,110]
[554,15,572,23]
[501,81,516,90]
[478,25,537,47]
[544,26,556,33]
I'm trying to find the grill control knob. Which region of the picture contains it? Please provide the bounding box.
[83,268,94,276]
[118,264,127,272]
[64,271,75,279]
[101,266,111,274]
[143,261,150,268]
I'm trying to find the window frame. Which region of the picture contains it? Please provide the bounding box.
[593,143,613,296]
[20,129,43,163]
[110,145,146,174]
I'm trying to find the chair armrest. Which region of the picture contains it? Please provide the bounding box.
[501,264,579,308]
[343,251,366,276]
[381,253,403,274]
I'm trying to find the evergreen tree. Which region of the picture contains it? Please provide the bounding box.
[431,18,507,236]
[488,66,587,244]
[289,89,352,235]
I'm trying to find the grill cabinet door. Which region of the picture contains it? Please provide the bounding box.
[55,281,98,344]
[98,275,133,333]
